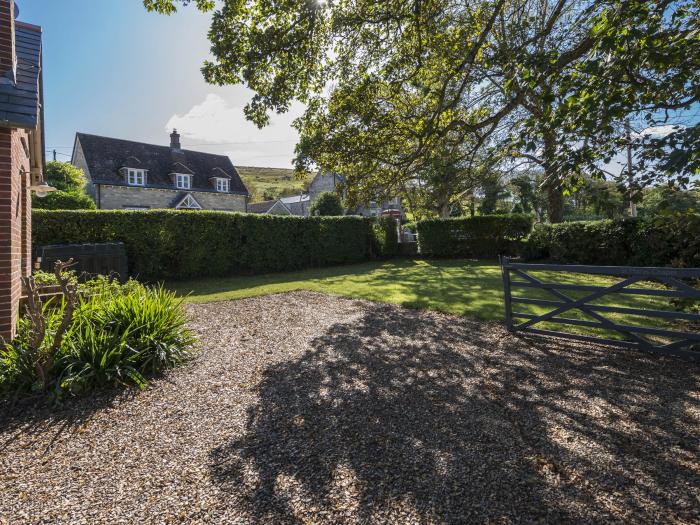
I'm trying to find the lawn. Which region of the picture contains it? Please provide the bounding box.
[172,259,682,341]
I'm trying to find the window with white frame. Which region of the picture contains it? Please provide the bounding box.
[215,178,230,192]
[175,173,192,189]
[127,169,145,186]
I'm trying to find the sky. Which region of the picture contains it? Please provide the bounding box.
[21,0,303,169]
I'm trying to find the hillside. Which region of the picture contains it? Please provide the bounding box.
[236,166,312,201]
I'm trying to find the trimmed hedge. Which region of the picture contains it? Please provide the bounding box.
[525,214,700,267]
[369,216,399,258]
[417,215,534,258]
[33,210,391,281]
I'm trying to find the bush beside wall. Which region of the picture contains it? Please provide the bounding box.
[368,216,399,258]
[525,214,700,267]
[33,210,390,281]
[417,215,534,258]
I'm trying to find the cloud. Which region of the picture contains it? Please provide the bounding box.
[633,124,685,139]
[165,93,303,168]
[166,93,250,144]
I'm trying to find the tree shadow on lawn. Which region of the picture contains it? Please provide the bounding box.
[209,303,700,523]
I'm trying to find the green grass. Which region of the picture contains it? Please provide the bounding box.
[171,259,685,342]
[236,166,311,200]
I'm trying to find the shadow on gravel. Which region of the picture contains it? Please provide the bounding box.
[210,303,700,523]
[0,389,133,454]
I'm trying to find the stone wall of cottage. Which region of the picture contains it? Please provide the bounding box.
[97,184,247,212]
[0,127,31,341]
[71,138,95,199]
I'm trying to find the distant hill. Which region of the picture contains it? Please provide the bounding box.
[236,166,312,201]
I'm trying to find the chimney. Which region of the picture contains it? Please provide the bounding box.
[0,1,17,83]
[170,129,181,150]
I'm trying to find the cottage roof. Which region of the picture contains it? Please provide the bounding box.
[75,132,249,195]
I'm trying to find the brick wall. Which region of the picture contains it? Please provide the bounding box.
[0,126,30,341]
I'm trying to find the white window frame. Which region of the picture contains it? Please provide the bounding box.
[215,178,230,193]
[175,173,192,190]
[127,169,145,186]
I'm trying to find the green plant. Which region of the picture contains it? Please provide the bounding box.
[33,210,394,281]
[309,192,344,216]
[524,214,700,268]
[33,162,95,210]
[33,191,96,210]
[367,217,399,258]
[56,286,194,394]
[1,279,194,398]
[417,215,533,258]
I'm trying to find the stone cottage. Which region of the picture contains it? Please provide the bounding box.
[72,130,249,211]
[0,1,44,341]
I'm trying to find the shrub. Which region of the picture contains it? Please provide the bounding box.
[417,215,534,258]
[309,192,344,216]
[32,191,96,210]
[33,210,392,281]
[0,280,194,398]
[368,217,399,258]
[524,213,700,267]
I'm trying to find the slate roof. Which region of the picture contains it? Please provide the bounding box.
[248,199,291,214]
[75,133,249,195]
[0,22,42,129]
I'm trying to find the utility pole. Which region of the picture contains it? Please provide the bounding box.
[52,149,56,161]
[625,119,637,218]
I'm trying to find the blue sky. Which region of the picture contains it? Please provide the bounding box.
[21,0,302,168]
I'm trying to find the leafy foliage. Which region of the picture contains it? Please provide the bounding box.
[1,281,194,397]
[33,210,394,280]
[417,215,534,258]
[145,1,699,222]
[525,214,700,267]
[33,162,95,210]
[368,217,399,259]
[32,191,96,210]
[309,192,343,216]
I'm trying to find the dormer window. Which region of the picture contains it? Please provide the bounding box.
[215,178,230,193]
[175,173,192,189]
[127,169,145,186]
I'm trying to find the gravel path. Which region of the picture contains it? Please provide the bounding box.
[1,291,699,524]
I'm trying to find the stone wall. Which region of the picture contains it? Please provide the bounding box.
[97,184,247,212]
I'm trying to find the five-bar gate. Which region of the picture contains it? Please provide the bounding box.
[500,257,700,358]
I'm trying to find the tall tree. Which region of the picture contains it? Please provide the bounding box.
[146,0,699,204]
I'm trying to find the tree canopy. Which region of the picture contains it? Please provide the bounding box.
[309,192,344,216]
[146,0,700,220]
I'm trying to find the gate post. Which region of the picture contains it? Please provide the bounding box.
[500,256,513,331]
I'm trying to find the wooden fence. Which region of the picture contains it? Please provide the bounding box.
[500,257,700,359]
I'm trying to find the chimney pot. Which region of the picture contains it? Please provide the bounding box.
[170,129,181,150]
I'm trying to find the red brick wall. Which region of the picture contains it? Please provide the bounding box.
[0,127,31,341]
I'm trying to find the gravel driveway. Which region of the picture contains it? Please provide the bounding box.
[1,292,699,524]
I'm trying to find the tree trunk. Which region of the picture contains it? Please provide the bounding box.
[543,131,564,223]
[439,202,451,219]
[546,183,564,223]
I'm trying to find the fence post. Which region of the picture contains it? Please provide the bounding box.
[500,256,513,331]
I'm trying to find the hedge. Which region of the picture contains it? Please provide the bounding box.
[525,214,700,267]
[33,210,393,281]
[368,216,399,258]
[416,215,534,258]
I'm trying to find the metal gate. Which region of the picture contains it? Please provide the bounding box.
[500,257,700,358]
